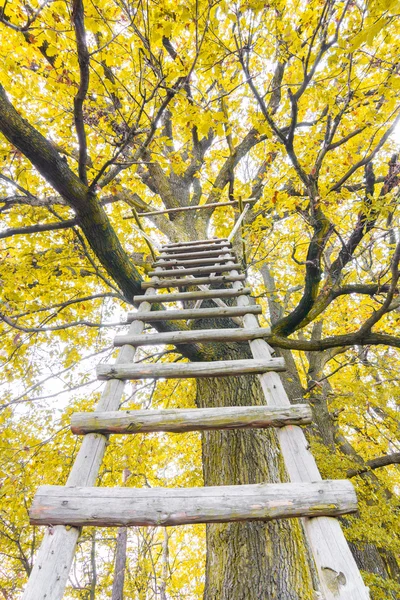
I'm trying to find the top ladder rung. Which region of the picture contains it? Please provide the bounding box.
[163,238,227,248]
[161,242,231,254]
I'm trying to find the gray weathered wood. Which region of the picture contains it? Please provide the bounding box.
[30,480,357,527]
[229,273,370,599]
[141,274,245,289]
[71,405,313,435]
[161,242,231,254]
[126,305,261,323]
[159,248,233,261]
[22,288,157,600]
[114,326,271,347]
[153,255,236,268]
[97,357,285,381]
[163,237,228,247]
[148,263,241,277]
[132,287,251,304]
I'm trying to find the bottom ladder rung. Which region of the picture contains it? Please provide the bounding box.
[70,405,313,435]
[29,480,357,527]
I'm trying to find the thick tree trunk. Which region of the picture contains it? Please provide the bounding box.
[196,342,318,600]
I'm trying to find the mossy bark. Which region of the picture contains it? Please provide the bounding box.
[195,342,317,600]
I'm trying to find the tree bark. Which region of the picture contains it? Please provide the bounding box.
[196,343,318,600]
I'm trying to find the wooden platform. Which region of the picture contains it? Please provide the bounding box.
[161,242,231,254]
[29,480,357,527]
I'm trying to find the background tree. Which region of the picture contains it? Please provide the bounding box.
[0,0,399,598]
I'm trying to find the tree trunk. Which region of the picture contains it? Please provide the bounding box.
[196,342,318,600]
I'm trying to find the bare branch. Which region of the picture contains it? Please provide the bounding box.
[0,219,77,240]
[72,0,90,184]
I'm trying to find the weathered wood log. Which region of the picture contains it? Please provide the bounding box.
[96,358,285,381]
[153,255,236,268]
[141,274,245,289]
[71,405,313,435]
[159,248,233,261]
[114,326,271,347]
[148,263,241,277]
[126,305,262,323]
[163,237,228,247]
[29,480,357,527]
[132,287,251,304]
[161,242,231,254]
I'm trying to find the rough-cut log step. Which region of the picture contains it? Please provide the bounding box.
[71,405,313,435]
[114,326,271,347]
[127,305,262,323]
[29,480,357,527]
[159,248,233,261]
[162,242,231,254]
[163,237,227,247]
[132,288,251,304]
[149,263,241,278]
[153,255,236,268]
[141,274,245,289]
[96,358,285,381]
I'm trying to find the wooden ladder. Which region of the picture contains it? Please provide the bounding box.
[23,237,370,600]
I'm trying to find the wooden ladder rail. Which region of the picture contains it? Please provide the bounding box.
[21,286,157,600]
[226,262,370,599]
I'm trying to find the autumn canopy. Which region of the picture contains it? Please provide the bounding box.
[0,0,399,598]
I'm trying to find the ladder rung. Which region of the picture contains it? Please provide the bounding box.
[163,237,227,248]
[149,263,241,277]
[126,305,261,323]
[96,358,285,380]
[159,248,234,261]
[71,405,313,435]
[133,288,251,304]
[161,242,231,254]
[114,326,271,347]
[142,274,245,289]
[153,255,236,268]
[29,480,357,527]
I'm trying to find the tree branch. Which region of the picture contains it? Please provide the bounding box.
[269,331,400,351]
[0,219,77,240]
[0,84,143,300]
[347,452,400,478]
[329,109,400,193]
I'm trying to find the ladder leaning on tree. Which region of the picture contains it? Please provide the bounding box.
[23,236,371,600]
